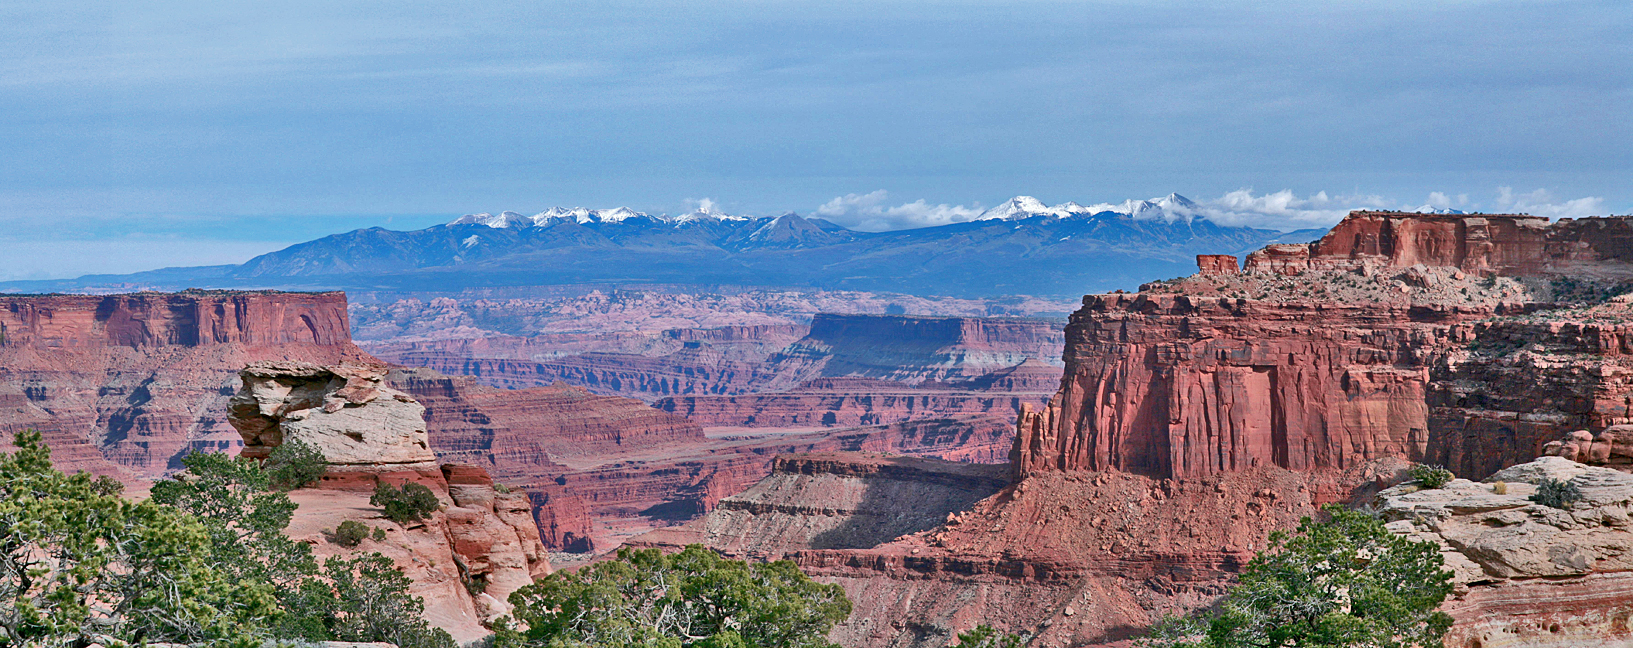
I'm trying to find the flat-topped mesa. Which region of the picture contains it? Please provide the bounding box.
[1243,210,1633,277]
[0,291,350,349]
[229,361,440,486]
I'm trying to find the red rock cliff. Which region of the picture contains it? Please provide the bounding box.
[0,290,351,348]
[1013,293,1496,480]
[1244,211,1633,277]
[0,291,365,481]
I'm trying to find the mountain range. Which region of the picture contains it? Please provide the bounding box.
[3,194,1325,298]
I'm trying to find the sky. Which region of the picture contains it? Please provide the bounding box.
[1,1,1628,280]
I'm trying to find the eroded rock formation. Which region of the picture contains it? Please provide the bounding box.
[1012,294,1492,480]
[227,363,550,641]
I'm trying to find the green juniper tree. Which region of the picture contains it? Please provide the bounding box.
[0,431,278,646]
[497,545,852,648]
[1146,506,1453,648]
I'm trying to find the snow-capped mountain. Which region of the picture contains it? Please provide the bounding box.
[7,193,1328,297]
[976,194,1204,223]
[454,207,664,228]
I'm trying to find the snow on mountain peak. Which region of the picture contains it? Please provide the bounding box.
[977,196,1074,221]
[449,212,531,228]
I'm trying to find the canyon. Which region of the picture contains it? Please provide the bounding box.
[11,209,1633,645]
[631,211,1633,647]
[0,288,1029,563]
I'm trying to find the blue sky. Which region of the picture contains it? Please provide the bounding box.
[1,1,1628,280]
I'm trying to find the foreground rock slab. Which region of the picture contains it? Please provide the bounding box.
[1377,456,1633,648]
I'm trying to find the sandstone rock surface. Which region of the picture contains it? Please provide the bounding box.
[231,362,435,466]
[229,363,551,641]
[1377,457,1633,648]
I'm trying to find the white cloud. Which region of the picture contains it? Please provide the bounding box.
[1494,187,1605,219]
[813,190,984,231]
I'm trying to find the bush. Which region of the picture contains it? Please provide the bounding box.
[499,545,851,648]
[372,481,441,523]
[1144,506,1453,648]
[334,520,369,548]
[266,438,327,490]
[1408,463,1454,489]
[372,527,387,542]
[1531,478,1584,509]
[952,625,1027,648]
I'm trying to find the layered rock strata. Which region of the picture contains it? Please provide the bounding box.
[1243,211,1633,278]
[766,313,1065,384]
[657,387,1050,429]
[1013,294,1495,480]
[389,366,1015,553]
[1376,457,1633,648]
[0,291,367,482]
[1429,302,1633,479]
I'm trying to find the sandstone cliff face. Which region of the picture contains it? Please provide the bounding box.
[0,291,366,482]
[767,313,1065,384]
[657,388,1049,429]
[1429,304,1633,479]
[1377,457,1633,648]
[1243,211,1633,279]
[1013,293,1493,480]
[227,363,550,641]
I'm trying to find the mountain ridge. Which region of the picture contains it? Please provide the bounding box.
[1,194,1326,298]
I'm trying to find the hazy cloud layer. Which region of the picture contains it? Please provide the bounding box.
[812,188,1614,232]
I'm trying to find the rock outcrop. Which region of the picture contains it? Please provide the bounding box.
[1376,456,1633,648]
[231,362,435,467]
[228,363,551,641]
[0,291,367,482]
[1429,303,1633,479]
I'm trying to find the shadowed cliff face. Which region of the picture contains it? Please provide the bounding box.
[0,291,368,481]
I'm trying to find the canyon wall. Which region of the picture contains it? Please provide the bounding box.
[1428,307,1633,479]
[1013,294,1493,481]
[657,388,1050,429]
[766,313,1065,384]
[0,291,367,481]
[1244,211,1633,278]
